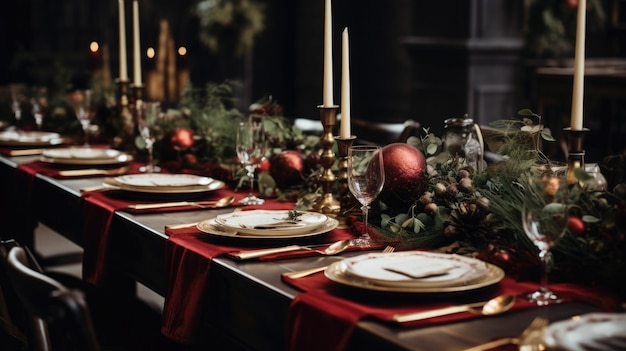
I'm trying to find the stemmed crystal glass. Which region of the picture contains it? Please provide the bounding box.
[347,145,385,246]
[73,89,93,146]
[137,101,162,173]
[237,120,266,205]
[521,174,569,305]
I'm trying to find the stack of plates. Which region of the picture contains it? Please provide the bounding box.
[0,131,63,147]
[325,251,504,293]
[104,173,225,194]
[41,147,132,165]
[196,210,338,240]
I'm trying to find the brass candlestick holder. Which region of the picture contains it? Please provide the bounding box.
[563,127,589,183]
[312,105,341,216]
[335,136,356,214]
[116,79,130,110]
[131,84,145,107]
[115,79,135,152]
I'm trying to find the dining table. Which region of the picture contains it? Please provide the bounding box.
[0,149,621,351]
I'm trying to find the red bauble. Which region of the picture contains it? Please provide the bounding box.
[270,150,304,188]
[258,157,271,172]
[166,127,195,150]
[378,143,427,210]
[161,127,195,161]
[567,216,586,236]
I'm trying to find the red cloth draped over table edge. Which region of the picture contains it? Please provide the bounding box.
[283,270,622,351]
[10,164,40,247]
[80,187,249,286]
[160,199,297,344]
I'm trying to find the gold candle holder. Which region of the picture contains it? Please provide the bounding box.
[115,79,135,152]
[116,78,130,110]
[131,84,145,106]
[563,127,589,183]
[312,105,341,216]
[335,136,356,212]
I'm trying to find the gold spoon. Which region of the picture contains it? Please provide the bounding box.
[392,294,516,323]
[303,239,350,255]
[128,195,235,210]
[232,239,350,260]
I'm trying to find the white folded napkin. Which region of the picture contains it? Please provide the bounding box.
[382,261,457,279]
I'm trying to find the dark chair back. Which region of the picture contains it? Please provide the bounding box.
[0,239,50,351]
[5,245,100,351]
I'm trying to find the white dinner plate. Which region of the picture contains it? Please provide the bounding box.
[196,217,339,240]
[215,210,328,236]
[41,147,133,165]
[544,313,626,351]
[104,174,225,194]
[342,251,490,288]
[0,131,63,147]
[325,259,504,294]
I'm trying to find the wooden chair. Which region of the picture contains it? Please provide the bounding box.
[3,243,100,351]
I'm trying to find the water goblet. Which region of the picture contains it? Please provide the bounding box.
[70,89,93,146]
[237,121,265,205]
[521,174,569,305]
[347,145,385,246]
[137,101,162,173]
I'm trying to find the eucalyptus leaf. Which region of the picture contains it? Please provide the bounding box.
[582,215,600,223]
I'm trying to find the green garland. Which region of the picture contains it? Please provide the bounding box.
[369,111,626,296]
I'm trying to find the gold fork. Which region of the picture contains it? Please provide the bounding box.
[282,245,395,279]
[462,316,548,351]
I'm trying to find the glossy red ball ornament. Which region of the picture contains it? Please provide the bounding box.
[258,157,271,172]
[378,143,427,210]
[567,216,586,236]
[161,128,195,161]
[270,150,304,188]
[166,127,195,150]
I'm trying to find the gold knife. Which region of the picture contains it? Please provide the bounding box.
[8,148,45,156]
[59,166,129,177]
[232,243,333,260]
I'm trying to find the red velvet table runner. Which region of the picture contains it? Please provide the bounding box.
[282,267,621,351]
[160,214,397,344]
[80,187,250,286]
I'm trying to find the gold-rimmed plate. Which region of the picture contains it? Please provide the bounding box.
[196,217,339,240]
[324,259,504,294]
[41,147,133,165]
[214,210,328,236]
[104,174,225,194]
[342,251,491,289]
[0,131,63,147]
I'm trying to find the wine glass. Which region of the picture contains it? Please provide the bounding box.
[137,101,162,173]
[347,145,385,246]
[237,121,266,205]
[71,89,93,146]
[521,174,569,305]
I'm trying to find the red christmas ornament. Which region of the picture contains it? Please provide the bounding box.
[161,127,195,161]
[258,157,271,172]
[567,216,586,236]
[378,143,427,211]
[166,127,195,149]
[270,150,304,188]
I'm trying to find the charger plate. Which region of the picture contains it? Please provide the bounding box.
[325,259,504,294]
[197,217,338,240]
